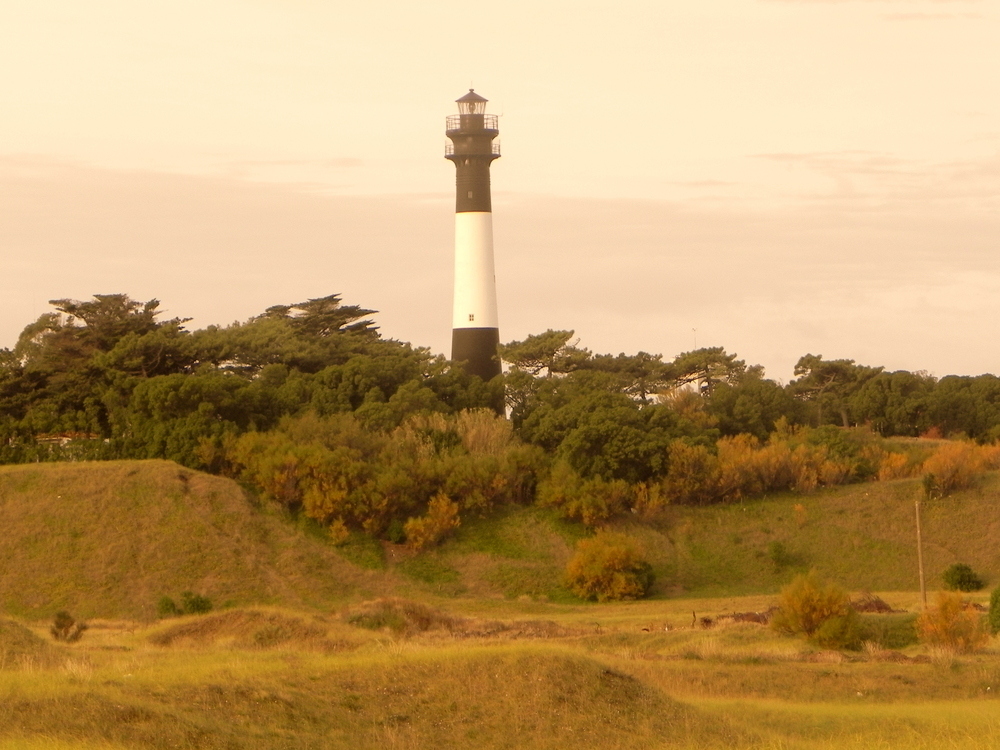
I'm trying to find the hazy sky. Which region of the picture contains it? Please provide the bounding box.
[1,0,997,381]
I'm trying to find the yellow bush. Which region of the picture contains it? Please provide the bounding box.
[631,482,666,518]
[922,441,986,495]
[917,591,988,654]
[563,532,654,602]
[403,493,461,551]
[979,443,1000,470]
[771,570,859,649]
[453,408,513,456]
[876,451,912,481]
[661,441,719,504]
[716,434,764,501]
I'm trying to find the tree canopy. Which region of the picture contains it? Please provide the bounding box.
[3,291,1000,544]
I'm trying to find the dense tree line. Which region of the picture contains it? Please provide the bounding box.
[2,294,999,541]
[0,294,499,465]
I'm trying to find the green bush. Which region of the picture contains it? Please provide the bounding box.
[563,532,654,602]
[180,591,213,615]
[989,587,1000,636]
[856,613,919,649]
[157,596,181,618]
[767,541,795,570]
[50,611,87,642]
[942,563,984,592]
[770,570,859,649]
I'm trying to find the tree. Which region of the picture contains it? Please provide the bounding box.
[668,347,761,394]
[848,370,935,436]
[0,295,191,439]
[49,295,172,352]
[706,375,799,440]
[498,329,590,377]
[791,354,882,428]
[586,351,672,404]
[925,375,1000,441]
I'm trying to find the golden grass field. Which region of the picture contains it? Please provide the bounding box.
[3,597,1000,749]
[3,460,1000,747]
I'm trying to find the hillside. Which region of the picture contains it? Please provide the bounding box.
[403,472,1000,602]
[628,471,1000,597]
[2,460,999,621]
[0,460,397,619]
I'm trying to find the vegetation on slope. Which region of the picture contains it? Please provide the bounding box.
[3,458,1000,618]
[0,460,402,619]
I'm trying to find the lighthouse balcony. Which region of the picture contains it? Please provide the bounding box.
[445,141,501,158]
[445,114,499,134]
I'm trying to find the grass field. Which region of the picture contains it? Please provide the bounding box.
[3,459,1000,746]
[3,601,1000,749]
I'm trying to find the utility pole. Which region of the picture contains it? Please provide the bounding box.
[915,496,927,611]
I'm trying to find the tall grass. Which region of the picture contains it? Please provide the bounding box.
[5,607,1000,749]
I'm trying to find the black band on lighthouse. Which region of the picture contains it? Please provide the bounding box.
[454,159,492,212]
[452,327,501,381]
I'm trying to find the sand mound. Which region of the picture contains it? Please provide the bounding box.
[149,608,353,651]
[0,618,60,668]
[342,598,580,639]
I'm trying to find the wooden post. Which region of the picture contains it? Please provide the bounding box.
[915,498,927,611]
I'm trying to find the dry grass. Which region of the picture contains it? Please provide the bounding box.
[147,607,362,653]
[0,460,405,619]
[4,603,1000,749]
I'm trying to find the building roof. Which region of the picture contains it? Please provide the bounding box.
[456,89,488,104]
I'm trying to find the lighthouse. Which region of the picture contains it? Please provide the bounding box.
[446,89,501,382]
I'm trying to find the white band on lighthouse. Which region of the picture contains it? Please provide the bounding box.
[452,211,499,330]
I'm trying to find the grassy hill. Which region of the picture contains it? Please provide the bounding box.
[0,460,402,619]
[2,460,998,621]
[408,472,1000,603]
[631,472,1000,597]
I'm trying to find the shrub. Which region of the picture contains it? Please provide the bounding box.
[50,611,87,642]
[343,598,457,636]
[922,441,986,495]
[856,613,919,649]
[989,587,1000,636]
[563,532,654,602]
[770,571,859,649]
[917,591,988,654]
[404,493,461,550]
[942,563,984,592]
[537,462,633,526]
[876,451,913,481]
[661,441,719,505]
[157,596,181,618]
[767,541,795,570]
[180,591,213,615]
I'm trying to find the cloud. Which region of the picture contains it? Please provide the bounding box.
[762,0,982,4]
[751,150,1000,213]
[883,12,983,19]
[228,157,365,169]
[2,156,998,381]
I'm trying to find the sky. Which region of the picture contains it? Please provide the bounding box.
[1,0,998,382]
